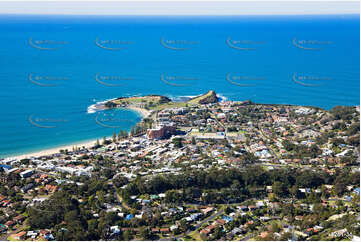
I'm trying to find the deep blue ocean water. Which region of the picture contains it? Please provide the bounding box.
[0,14,359,158]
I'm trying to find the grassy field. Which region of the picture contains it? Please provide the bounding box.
[110,90,216,111]
[113,96,165,104]
[189,231,202,240]
[187,90,215,105]
[7,236,17,241]
[149,102,188,111]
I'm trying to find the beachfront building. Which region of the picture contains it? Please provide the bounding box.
[19,169,34,178]
[147,122,176,139]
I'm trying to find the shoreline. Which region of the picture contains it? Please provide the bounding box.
[5,99,355,160]
[6,139,99,160]
[126,105,152,119]
[3,106,151,160]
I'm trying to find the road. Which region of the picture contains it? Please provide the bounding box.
[110,182,131,210]
[193,208,225,231]
[257,124,279,160]
[168,208,225,241]
[210,113,227,135]
[0,223,28,241]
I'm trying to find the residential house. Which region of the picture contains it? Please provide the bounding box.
[13,231,26,240]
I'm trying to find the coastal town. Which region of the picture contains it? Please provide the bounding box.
[0,90,360,241]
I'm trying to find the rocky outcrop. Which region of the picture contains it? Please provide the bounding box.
[197,90,218,104]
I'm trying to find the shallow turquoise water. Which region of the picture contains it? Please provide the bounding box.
[0,14,359,157]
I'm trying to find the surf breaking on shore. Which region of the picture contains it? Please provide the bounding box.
[5,92,224,159]
[6,102,151,160]
[169,93,227,103]
[87,98,117,114]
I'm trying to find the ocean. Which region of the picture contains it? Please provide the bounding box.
[0,14,359,158]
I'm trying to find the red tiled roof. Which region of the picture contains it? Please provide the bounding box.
[15,231,26,237]
[200,229,211,235]
[13,215,25,221]
[5,220,15,226]
[215,219,225,225]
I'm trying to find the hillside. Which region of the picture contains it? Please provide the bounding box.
[188,90,218,104]
[105,90,218,110]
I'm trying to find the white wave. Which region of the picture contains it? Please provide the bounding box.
[171,94,201,102]
[178,93,228,102]
[217,94,228,102]
[168,95,193,102]
[182,95,199,98]
[87,104,97,114]
[87,98,117,114]
[170,93,229,103]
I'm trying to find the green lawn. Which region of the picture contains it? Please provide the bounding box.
[183,235,195,241]
[111,90,214,112]
[7,235,17,241]
[189,231,202,241]
[149,102,187,111]
[187,91,214,105]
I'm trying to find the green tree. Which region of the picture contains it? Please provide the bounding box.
[173,138,183,148]
[112,132,117,143]
[272,181,288,197]
[140,227,151,240]
[95,139,100,148]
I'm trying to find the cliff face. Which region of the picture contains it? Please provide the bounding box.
[105,101,117,108]
[197,90,218,104]
[156,95,172,104]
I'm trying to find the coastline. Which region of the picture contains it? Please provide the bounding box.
[2,100,358,160]
[126,105,152,119]
[7,139,98,160]
[3,106,151,160]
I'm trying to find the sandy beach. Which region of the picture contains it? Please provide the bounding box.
[5,106,151,160]
[127,105,152,118]
[7,139,98,160]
